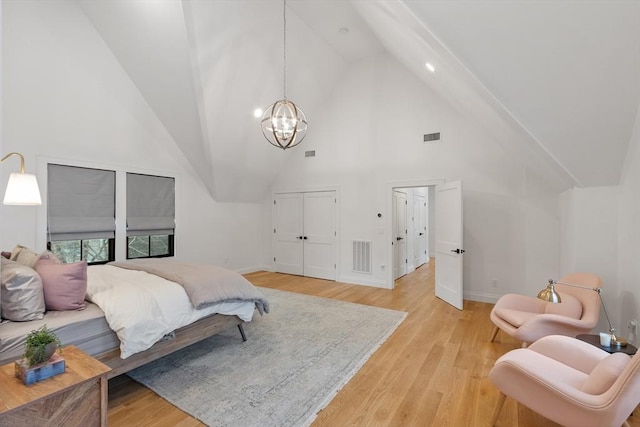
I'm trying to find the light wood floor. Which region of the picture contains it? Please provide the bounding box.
[108,262,640,426]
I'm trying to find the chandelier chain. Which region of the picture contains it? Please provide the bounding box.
[260,0,307,150]
[283,0,287,100]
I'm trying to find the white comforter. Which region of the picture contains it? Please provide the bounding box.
[86,265,257,359]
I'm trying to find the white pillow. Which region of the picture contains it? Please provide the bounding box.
[10,244,41,269]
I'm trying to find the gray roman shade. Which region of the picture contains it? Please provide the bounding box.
[127,173,175,236]
[47,164,116,241]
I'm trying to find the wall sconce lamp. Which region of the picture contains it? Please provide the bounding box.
[1,152,42,205]
[537,279,627,347]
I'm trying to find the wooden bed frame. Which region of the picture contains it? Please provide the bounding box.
[94,313,246,379]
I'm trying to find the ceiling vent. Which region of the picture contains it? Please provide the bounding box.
[305,150,316,157]
[423,132,441,143]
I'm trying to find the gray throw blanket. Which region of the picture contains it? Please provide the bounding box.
[109,259,269,314]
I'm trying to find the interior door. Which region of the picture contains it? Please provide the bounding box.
[435,180,464,310]
[414,193,427,267]
[393,190,408,279]
[273,193,303,275]
[302,191,336,280]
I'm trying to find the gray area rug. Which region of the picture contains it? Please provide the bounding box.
[127,287,407,427]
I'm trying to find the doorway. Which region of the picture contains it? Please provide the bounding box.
[387,179,464,310]
[393,187,431,280]
[385,178,443,290]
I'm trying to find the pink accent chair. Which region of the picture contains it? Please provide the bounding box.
[490,273,602,347]
[489,335,640,427]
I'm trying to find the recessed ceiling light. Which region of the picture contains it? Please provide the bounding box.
[425,62,435,73]
[339,27,349,34]
[253,108,263,118]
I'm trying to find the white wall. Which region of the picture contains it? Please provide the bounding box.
[266,54,561,299]
[559,106,640,342]
[617,105,640,344]
[559,186,619,334]
[1,0,264,272]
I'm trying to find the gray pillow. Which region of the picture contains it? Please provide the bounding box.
[1,257,45,321]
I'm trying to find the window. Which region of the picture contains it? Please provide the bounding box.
[126,173,175,259]
[47,164,116,264]
[49,239,115,264]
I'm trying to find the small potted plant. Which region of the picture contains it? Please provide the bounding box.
[15,324,65,385]
[23,325,62,366]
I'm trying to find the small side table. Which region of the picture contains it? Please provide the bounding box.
[576,334,638,356]
[0,346,111,426]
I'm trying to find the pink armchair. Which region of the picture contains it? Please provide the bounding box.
[489,335,640,427]
[490,273,602,347]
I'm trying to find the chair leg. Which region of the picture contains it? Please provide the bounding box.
[490,326,500,342]
[491,393,507,426]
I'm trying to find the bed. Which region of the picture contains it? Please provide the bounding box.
[0,255,269,379]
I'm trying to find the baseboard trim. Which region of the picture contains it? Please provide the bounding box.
[464,290,500,304]
[337,274,389,289]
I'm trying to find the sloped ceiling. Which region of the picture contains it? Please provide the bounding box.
[78,0,639,201]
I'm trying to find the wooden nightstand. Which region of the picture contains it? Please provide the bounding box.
[0,346,111,426]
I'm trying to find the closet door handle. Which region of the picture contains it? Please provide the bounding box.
[396,237,404,241]
[303,236,308,240]
[297,236,303,240]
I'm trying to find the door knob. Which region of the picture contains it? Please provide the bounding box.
[297,236,303,239]
[303,236,308,240]
[419,232,424,236]
[396,237,403,241]
[451,248,465,254]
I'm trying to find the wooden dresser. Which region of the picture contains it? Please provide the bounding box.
[0,346,111,426]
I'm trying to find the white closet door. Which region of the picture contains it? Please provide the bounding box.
[273,193,304,275]
[303,191,336,280]
[393,190,408,279]
[414,194,427,267]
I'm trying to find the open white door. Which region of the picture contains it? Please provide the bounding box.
[435,180,464,310]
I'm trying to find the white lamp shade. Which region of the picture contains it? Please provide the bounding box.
[4,173,42,205]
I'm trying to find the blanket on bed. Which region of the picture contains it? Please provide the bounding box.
[109,259,269,314]
[87,265,259,359]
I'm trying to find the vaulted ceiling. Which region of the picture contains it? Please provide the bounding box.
[78,0,640,202]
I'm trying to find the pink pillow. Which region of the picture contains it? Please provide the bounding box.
[544,292,583,319]
[36,259,87,311]
[581,352,630,394]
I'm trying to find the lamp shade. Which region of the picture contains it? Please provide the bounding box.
[4,172,42,205]
[537,280,562,303]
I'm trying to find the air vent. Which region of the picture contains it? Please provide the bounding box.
[423,132,441,142]
[305,150,316,157]
[352,240,372,274]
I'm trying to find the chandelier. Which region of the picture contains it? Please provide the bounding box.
[261,0,308,150]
